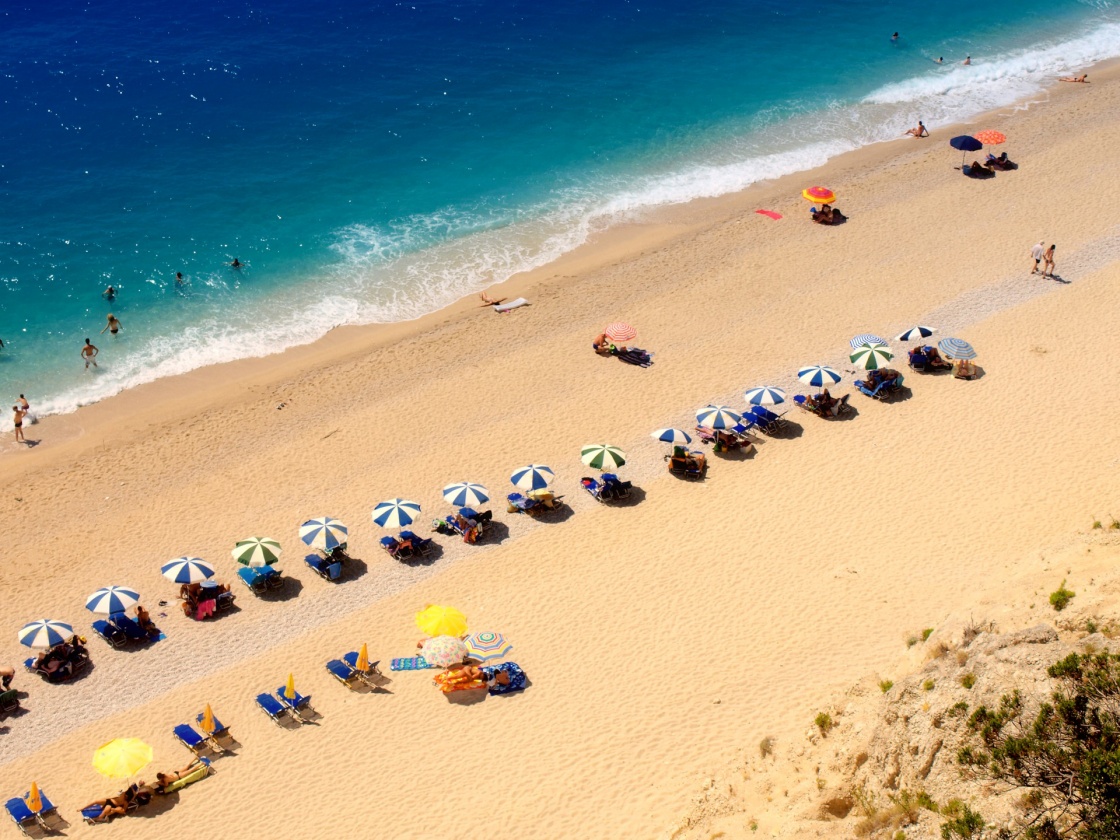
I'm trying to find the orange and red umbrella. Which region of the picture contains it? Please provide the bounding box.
[801,186,836,204]
[973,130,1006,146]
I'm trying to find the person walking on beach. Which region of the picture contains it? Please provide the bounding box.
[1042,244,1056,277]
[12,405,27,444]
[1030,240,1045,275]
[81,338,99,369]
[100,313,122,336]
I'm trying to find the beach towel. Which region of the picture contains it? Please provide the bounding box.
[756,209,783,220]
[617,348,653,367]
[493,297,529,313]
[390,656,432,671]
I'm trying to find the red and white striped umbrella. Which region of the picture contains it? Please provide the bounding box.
[604,322,637,342]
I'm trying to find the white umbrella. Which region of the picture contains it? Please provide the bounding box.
[797,365,842,391]
[372,498,422,529]
[299,517,348,551]
[161,557,215,584]
[744,386,786,406]
[849,333,888,349]
[897,326,936,342]
[849,343,894,370]
[695,405,742,429]
[442,482,489,507]
[651,428,692,445]
[510,465,555,491]
[18,620,74,649]
[231,537,283,567]
[85,586,141,615]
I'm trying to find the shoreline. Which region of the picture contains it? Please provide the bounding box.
[5,55,1119,477]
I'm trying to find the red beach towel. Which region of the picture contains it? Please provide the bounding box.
[756,209,782,220]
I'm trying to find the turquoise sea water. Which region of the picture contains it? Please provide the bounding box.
[1,0,1118,421]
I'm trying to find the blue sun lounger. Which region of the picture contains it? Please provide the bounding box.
[112,613,154,641]
[91,619,128,648]
[255,692,289,726]
[196,710,230,739]
[6,791,59,835]
[304,553,342,581]
[326,659,359,688]
[276,686,315,721]
[237,565,284,594]
[173,723,209,755]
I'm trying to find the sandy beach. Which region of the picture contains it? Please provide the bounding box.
[3,61,1120,839]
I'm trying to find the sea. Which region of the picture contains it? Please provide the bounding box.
[2,0,1118,422]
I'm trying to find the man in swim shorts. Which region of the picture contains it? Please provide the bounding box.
[82,338,99,369]
[12,405,26,444]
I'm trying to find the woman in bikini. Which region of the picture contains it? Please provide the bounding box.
[101,314,122,336]
[153,759,207,794]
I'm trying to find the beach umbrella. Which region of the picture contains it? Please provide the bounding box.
[442,482,489,507]
[849,333,888,349]
[896,326,936,342]
[161,557,215,584]
[850,343,895,370]
[25,783,41,814]
[231,537,282,567]
[92,738,153,779]
[974,129,1006,147]
[85,586,140,616]
[299,517,348,551]
[416,605,468,638]
[938,337,977,360]
[355,643,370,673]
[651,428,692,445]
[949,135,983,166]
[797,365,842,391]
[18,620,73,649]
[510,464,554,491]
[200,704,216,736]
[464,631,513,663]
[801,186,836,204]
[372,498,421,529]
[696,404,742,429]
[604,322,637,343]
[744,386,786,407]
[421,635,469,668]
[282,673,297,701]
[580,444,626,470]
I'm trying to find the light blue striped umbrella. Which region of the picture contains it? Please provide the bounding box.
[896,325,936,342]
[651,428,692,445]
[696,405,742,429]
[299,517,348,551]
[850,333,888,349]
[160,557,215,584]
[744,386,786,406]
[85,586,140,616]
[442,482,489,507]
[938,337,977,360]
[372,498,421,529]
[510,464,555,491]
[797,365,843,390]
[18,620,74,649]
[850,343,894,370]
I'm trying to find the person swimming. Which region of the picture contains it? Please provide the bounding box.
[103,285,116,300]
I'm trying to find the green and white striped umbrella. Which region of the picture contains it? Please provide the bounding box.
[580,444,626,471]
[232,537,283,567]
[849,342,894,370]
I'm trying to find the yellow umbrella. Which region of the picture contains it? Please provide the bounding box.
[355,643,370,673]
[200,703,216,735]
[415,604,467,638]
[283,673,296,700]
[92,738,153,779]
[25,782,41,813]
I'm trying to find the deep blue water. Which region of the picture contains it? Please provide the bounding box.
[2,0,1118,420]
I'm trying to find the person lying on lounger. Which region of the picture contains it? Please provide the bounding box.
[81,783,152,822]
[924,346,952,369]
[153,759,207,794]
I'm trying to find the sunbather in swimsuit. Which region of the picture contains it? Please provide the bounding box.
[433,665,487,693]
[480,662,527,695]
[153,760,206,794]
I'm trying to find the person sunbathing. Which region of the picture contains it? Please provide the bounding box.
[1059,74,1088,83]
[480,661,527,695]
[135,605,159,639]
[153,759,207,794]
[180,582,202,603]
[811,205,833,224]
[32,650,69,678]
[813,389,837,414]
[433,664,488,693]
[925,347,952,369]
[81,783,151,822]
[954,358,977,379]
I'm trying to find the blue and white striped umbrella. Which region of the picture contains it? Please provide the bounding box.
[938,337,977,360]
[744,386,787,406]
[372,498,422,529]
[86,586,141,616]
[299,517,348,551]
[896,325,936,342]
[797,365,843,389]
[160,557,215,584]
[18,619,74,649]
[442,482,490,507]
[850,343,894,370]
[849,333,888,349]
[696,405,743,429]
[510,464,555,491]
[651,428,692,445]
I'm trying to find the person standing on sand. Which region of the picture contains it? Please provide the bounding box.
[101,313,122,336]
[1042,244,1056,277]
[1030,240,1045,275]
[81,338,99,369]
[12,405,27,444]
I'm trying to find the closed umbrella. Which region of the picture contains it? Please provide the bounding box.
[580,444,626,470]
[200,704,217,736]
[604,322,637,343]
[510,464,554,491]
[231,537,282,567]
[651,428,692,445]
[18,620,73,649]
[938,337,976,359]
[421,636,469,668]
[92,738,153,779]
[161,557,215,584]
[282,673,297,701]
[372,498,421,529]
[355,643,371,674]
[797,365,842,392]
[416,605,468,638]
[695,405,742,429]
[896,326,935,342]
[442,482,489,507]
[25,783,42,814]
[299,517,348,551]
[464,631,513,663]
[850,343,894,370]
[849,333,888,349]
[85,586,140,616]
[744,386,786,406]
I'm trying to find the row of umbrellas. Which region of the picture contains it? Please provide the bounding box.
[416,604,513,666]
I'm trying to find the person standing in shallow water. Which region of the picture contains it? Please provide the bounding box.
[12,405,27,444]
[81,338,99,369]
[101,314,122,336]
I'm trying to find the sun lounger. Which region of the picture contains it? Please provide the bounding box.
[255,692,289,726]
[304,553,342,581]
[196,711,230,740]
[507,492,544,516]
[0,690,20,715]
[112,613,156,641]
[747,406,787,434]
[6,791,58,835]
[91,619,128,648]
[379,535,417,560]
[398,530,433,555]
[326,659,360,688]
[158,757,212,795]
[342,651,383,683]
[81,801,137,824]
[854,378,891,399]
[173,724,209,755]
[665,447,706,479]
[275,686,315,722]
[794,393,851,417]
[237,565,284,594]
[581,474,633,503]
